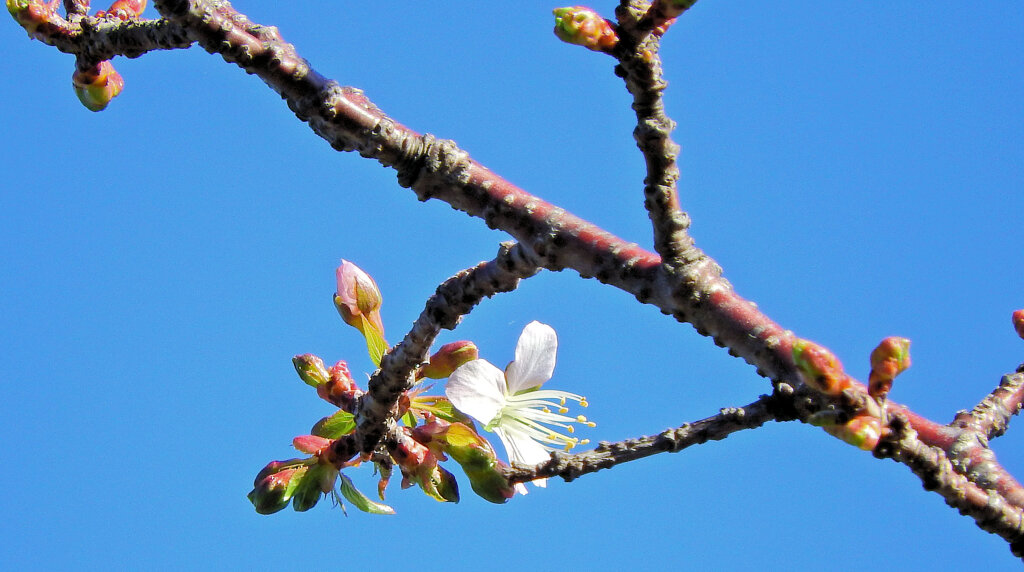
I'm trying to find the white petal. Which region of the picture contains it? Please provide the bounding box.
[495,427,549,489]
[504,321,557,393]
[445,359,506,424]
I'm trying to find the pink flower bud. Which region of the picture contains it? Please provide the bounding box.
[97,0,145,19]
[420,341,479,379]
[823,415,883,451]
[72,60,124,112]
[1013,309,1024,340]
[334,260,384,332]
[792,339,852,396]
[316,360,363,411]
[552,6,618,52]
[7,0,59,36]
[868,337,911,400]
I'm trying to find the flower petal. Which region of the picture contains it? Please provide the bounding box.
[504,321,557,393]
[445,359,506,424]
[495,426,550,490]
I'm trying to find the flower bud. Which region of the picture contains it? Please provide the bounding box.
[252,458,303,486]
[822,415,882,451]
[248,466,308,515]
[441,422,515,503]
[1013,309,1024,341]
[290,464,338,512]
[292,354,329,387]
[72,60,124,112]
[316,360,363,411]
[391,428,459,503]
[868,337,911,400]
[97,0,145,19]
[420,341,479,379]
[334,260,384,332]
[553,6,618,52]
[792,339,852,396]
[7,0,58,36]
[335,260,387,364]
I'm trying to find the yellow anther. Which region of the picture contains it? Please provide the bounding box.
[559,397,566,406]
[579,399,589,407]
[567,426,575,434]
[558,407,568,414]
[576,415,588,423]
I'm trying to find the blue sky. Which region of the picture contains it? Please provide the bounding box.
[2,1,1022,569]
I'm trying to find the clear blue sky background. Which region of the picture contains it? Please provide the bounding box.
[2,1,1022,569]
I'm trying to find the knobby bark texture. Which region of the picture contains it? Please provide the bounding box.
[12,0,1024,559]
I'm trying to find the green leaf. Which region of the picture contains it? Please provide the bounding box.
[312,410,356,439]
[360,315,388,366]
[400,411,417,427]
[409,396,470,424]
[338,474,396,515]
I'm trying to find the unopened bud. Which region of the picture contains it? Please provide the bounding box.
[248,466,308,515]
[7,0,58,36]
[97,0,145,19]
[1013,309,1024,340]
[334,260,384,333]
[292,354,329,387]
[553,6,618,52]
[420,341,479,379]
[792,339,851,396]
[72,60,124,112]
[316,360,363,411]
[823,415,882,451]
[868,337,911,400]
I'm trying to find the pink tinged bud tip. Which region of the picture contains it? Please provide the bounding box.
[335,260,383,327]
[792,339,852,396]
[824,415,883,451]
[1013,309,1024,340]
[72,60,124,112]
[7,0,59,36]
[868,337,911,399]
[421,341,479,379]
[97,0,145,19]
[552,6,619,52]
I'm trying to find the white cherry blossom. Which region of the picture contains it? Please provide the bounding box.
[445,321,594,494]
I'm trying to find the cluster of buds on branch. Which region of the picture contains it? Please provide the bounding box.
[6,0,145,111]
[794,336,913,451]
[249,261,595,515]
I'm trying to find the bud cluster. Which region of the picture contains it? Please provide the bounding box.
[249,260,517,516]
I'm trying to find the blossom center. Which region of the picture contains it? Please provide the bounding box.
[487,388,595,451]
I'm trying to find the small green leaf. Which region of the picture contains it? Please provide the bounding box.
[360,315,388,366]
[338,474,396,515]
[312,410,356,439]
[400,411,417,427]
[410,396,470,424]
